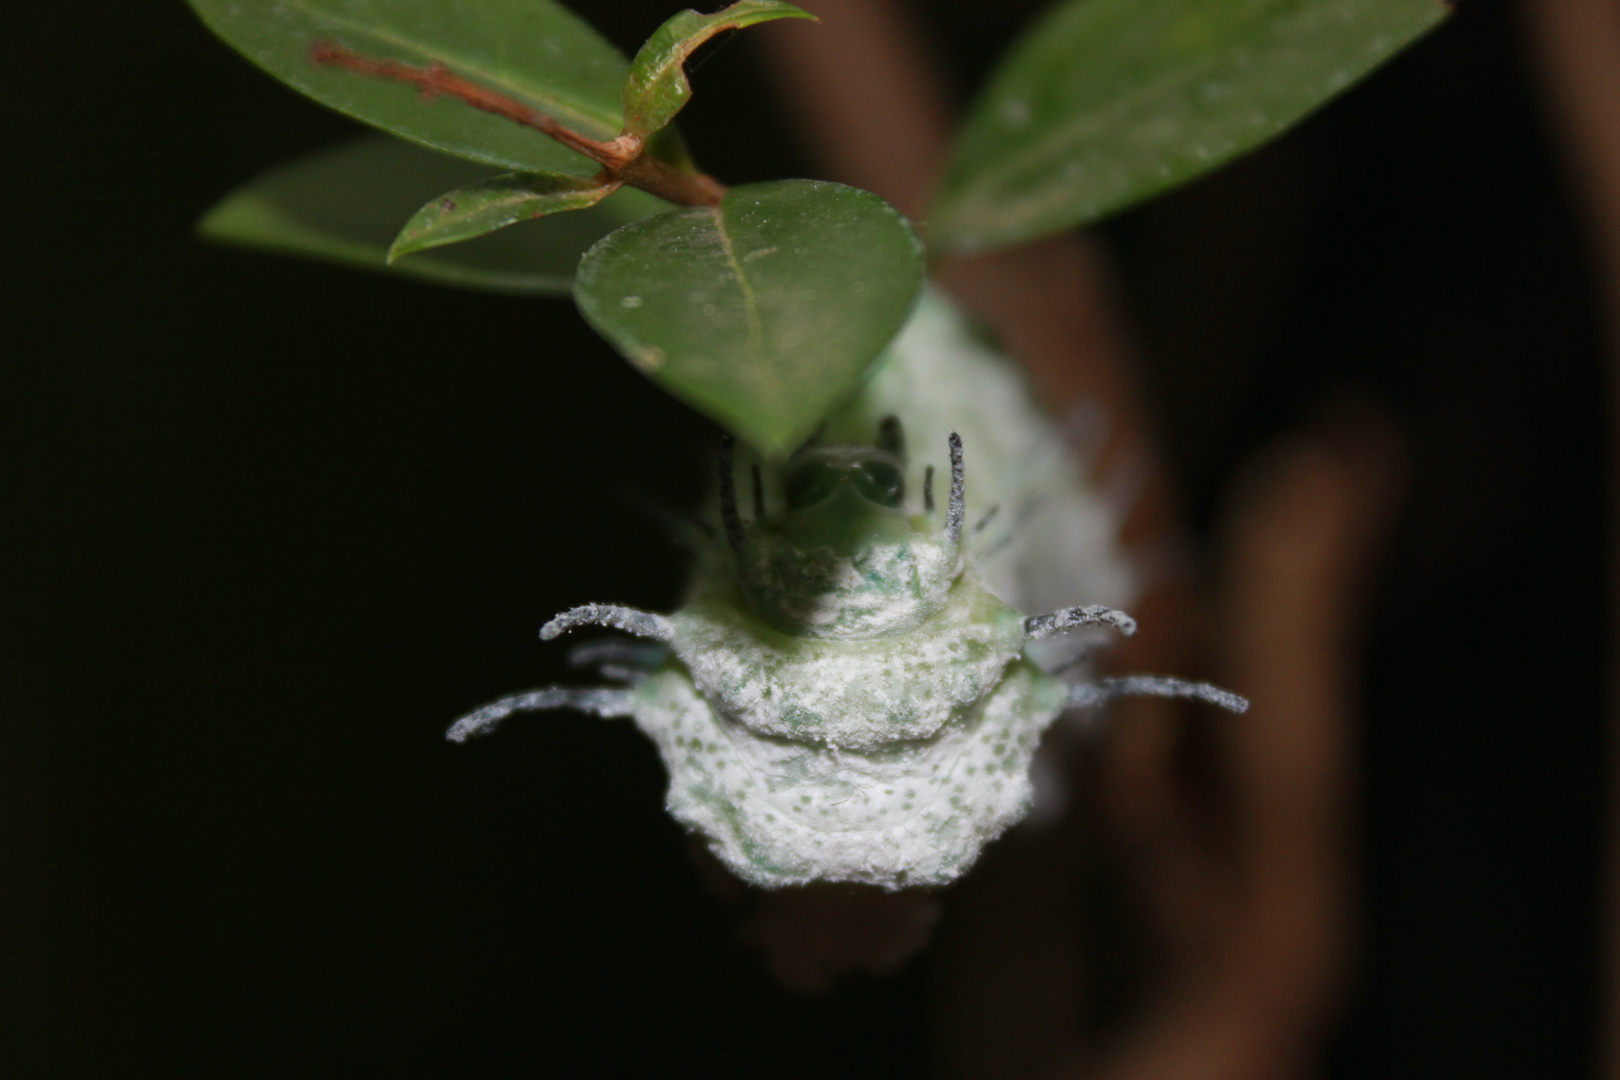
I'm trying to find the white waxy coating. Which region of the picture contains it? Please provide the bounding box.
[671,571,1026,751]
[629,657,1067,889]
[737,530,960,639]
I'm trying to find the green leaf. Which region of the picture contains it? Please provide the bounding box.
[930,0,1449,253]
[574,180,924,455]
[622,1,815,139]
[200,136,667,295]
[187,0,627,174]
[389,172,616,262]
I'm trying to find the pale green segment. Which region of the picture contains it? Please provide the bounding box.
[199,136,668,296]
[622,1,815,138]
[388,171,615,262]
[573,180,925,455]
[931,0,1449,253]
[187,0,627,173]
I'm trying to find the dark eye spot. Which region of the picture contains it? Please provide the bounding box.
[784,460,840,509]
[853,460,905,507]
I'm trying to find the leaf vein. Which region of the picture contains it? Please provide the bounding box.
[282,0,624,136]
[709,204,769,403]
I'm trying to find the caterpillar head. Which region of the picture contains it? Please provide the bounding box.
[727,419,963,640]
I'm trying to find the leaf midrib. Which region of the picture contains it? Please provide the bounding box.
[282,0,625,137]
[708,203,773,415]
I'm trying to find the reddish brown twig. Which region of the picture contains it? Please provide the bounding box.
[309,42,725,208]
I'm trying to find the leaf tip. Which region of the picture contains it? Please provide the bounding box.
[193,192,255,247]
[384,237,418,265]
[194,207,225,241]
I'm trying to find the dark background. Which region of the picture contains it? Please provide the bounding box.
[1,0,1608,1075]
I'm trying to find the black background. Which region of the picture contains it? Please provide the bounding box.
[1,0,1608,1076]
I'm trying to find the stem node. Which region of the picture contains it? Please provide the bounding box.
[308,40,726,208]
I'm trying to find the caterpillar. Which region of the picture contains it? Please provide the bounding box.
[448,287,1246,890]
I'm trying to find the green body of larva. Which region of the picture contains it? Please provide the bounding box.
[450,288,1245,890]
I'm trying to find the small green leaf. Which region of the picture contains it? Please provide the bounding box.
[389,173,616,262]
[574,180,924,455]
[931,0,1449,253]
[188,0,627,174]
[622,1,815,139]
[200,137,667,295]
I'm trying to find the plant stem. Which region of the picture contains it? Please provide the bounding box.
[309,42,726,208]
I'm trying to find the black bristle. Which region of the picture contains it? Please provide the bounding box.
[718,436,745,552]
[877,414,905,461]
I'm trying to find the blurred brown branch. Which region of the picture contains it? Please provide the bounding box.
[1077,410,1404,1080]
[758,5,1410,1078]
[1521,2,1620,1076]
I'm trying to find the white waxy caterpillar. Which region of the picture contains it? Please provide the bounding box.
[448,288,1246,890]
